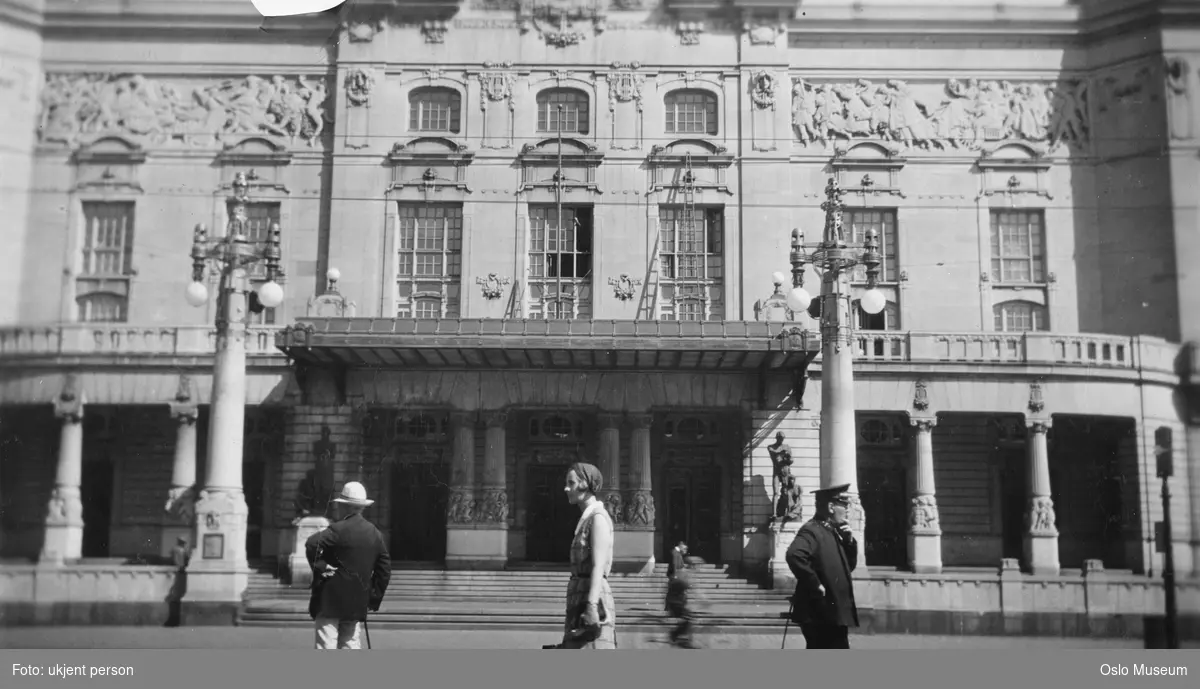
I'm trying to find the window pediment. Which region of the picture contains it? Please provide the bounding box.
[977,143,1053,200]
[647,139,733,196]
[73,136,147,165]
[518,137,603,163]
[388,138,475,196]
[517,138,604,194]
[831,142,907,198]
[216,136,293,166]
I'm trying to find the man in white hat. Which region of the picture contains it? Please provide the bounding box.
[305,481,391,649]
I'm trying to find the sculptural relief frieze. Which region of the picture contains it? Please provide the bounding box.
[39,73,331,149]
[791,77,1089,151]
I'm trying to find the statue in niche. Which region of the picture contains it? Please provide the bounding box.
[767,432,794,512]
[776,474,804,524]
[293,469,325,523]
[310,426,337,509]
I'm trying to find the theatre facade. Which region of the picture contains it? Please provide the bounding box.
[1,0,1199,627]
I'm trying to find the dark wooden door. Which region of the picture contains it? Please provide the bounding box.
[857,455,907,569]
[243,461,265,560]
[663,466,722,564]
[526,464,574,563]
[390,462,449,562]
[998,449,1027,562]
[80,458,114,558]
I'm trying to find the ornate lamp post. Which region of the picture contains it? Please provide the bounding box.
[182,172,284,603]
[783,177,886,543]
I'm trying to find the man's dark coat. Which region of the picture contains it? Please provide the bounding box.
[783,519,859,628]
[305,512,391,622]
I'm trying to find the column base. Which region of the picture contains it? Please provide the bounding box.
[767,521,801,590]
[614,530,656,575]
[446,527,508,569]
[40,523,83,564]
[908,532,943,574]
[288,516,331,587]
[1024,535,1060,576]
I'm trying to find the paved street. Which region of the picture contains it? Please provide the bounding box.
[0,626,1161,650]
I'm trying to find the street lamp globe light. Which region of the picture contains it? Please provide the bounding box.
[860,287,887,315]
[185,281,209,308]
[327,267,341,283]
[257,280,285,309]
[786,286,812,313]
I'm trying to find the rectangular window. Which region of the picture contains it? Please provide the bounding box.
[657,207,724,321]
[409,91,461,133]
[77,201,135,323]
[846,209,898,283]
[990,210,1046,283]
[537,90,589,135]
[228,201,282,325]
[665,92,718,135]
[528,206,593,319]
[396,204,463,319]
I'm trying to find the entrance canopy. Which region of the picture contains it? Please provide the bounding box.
[275,318,818,371]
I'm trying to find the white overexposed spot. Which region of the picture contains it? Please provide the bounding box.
[248,0,344,17]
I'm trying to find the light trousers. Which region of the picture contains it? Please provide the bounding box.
[314,617,364,650]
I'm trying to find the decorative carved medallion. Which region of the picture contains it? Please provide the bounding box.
[677,21,704,45]
[477,488,510,524]
[751,71,777,110]
[344,20,384,43]
[422,20,449,44]
[1028,380,1045,414]
[345,68,377,108]
[475,273,512,300]
[608,273,641,301]
[607,62,645,109]
[909,495,940,534]
[1026,495,1057,536]
[518,1,607,47]
[447,488,477,525]
[624,489,655,527]
[39,73,331,149]
[912,380,929,411]
[791,77,1089,151]
[479,62,517,108]
[744,20,785,45]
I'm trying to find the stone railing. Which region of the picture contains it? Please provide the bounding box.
[854,331,1178,376]
[0,325,284,359]
[0,323,1181,378]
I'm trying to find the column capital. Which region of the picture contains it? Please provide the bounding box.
[597,413,622,430]
[908,415,937,432]
[170,402,200,425]
[1025,417,1052,434]
[629,413,653,430]
[449,410,477,428]
[53,391,85,424]
[483,411,508,429]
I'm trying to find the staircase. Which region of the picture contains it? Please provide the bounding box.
[238,561,794,632]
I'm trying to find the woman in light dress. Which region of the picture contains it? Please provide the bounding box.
[560,462,617,649]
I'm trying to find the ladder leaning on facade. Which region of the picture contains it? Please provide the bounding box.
[640,152,709,321]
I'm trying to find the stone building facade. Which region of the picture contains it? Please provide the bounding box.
[1,0,1199,627]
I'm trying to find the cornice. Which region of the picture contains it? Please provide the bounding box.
[43,0,338,38]
[0,0,44,30]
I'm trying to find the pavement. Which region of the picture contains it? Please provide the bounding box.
[0,626,1167,650]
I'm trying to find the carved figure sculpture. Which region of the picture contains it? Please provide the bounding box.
[767,432,794,509]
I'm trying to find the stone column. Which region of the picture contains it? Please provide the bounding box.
[622,413,656,574]
[1024,418,1060,575]
[597,414,623,524]
[162,397,199,556]
[40,387,86,564]
[474,411,509,567]
[907,417,943,573]
[446,411,481,569]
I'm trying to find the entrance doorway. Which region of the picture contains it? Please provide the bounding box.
[80,458,114,558]
[390,462,449,562]
[663,466,721,564]
[857,453,907,569]
[244,461,265,560]
[525,464,575,563]
[998,448,1027,563]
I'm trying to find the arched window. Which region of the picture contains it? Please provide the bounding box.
[409,87,461,133]
[664,89,718,135]
[413,297,442,320]
[993,300,1048,332]
[536,88,589,135]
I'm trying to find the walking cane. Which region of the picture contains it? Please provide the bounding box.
[781,596,795,650]
[364,618,372,650]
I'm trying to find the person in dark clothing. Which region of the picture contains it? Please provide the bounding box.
[164,537,191,627]
[784,482,859,649]
[665,541,697,648]
[305,481,392,650]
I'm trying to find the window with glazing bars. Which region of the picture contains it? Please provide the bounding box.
[537,89,589,135]
[990,210,1045,283]
[664,90,718,135]
[78,201,135,323]
[658,207,724,321]
[845,209,898,283]
[528,206,593,319]
[993,300,1048,332]
[409,88,462,133]
[396,204,463,319]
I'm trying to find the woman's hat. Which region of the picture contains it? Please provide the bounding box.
[331,481,374,506]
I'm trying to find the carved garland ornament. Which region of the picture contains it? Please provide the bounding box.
[479,63,517,109]
[345,68,377,108]
[39,73,331,149]
[791,76,1089,151]
[751,71,778,110]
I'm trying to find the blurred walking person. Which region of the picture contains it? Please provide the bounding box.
[666,541,698,648]
[305,481,391,650]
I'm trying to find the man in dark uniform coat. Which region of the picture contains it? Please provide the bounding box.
[306,481,392,650]
[784,483,859,649]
